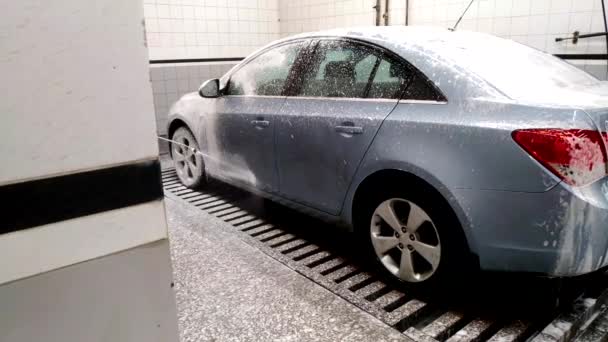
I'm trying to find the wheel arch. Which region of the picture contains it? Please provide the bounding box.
[168,118,188,141]
[167,116,202,157]
[346,166,478,257]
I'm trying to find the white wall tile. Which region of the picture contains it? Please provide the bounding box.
[527,15,549,35]
[476,17,494,33]
[511,16,529,35]
[572,0,594,12]
[549,0,572,14]
[547,13,569,34]
[530,0,550,15]
[146,0,280,60]
[511,0,530,17]
[478,0,496,18]
[568,12,592,33]
[527,35,547,50]
[493,17,512,36]
[495,0,513,17]
[591,12,606,31]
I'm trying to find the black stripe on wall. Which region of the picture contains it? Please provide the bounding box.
[554,54,608,60]
[149,57,245,64]
[1,160,164,235]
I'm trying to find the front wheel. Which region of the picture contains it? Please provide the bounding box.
[171,127,205,189]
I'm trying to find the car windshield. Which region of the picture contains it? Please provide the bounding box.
[434,34,601,102]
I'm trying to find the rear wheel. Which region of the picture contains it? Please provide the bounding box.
[171,127,205,189]
[356,184,470,290]
[370,198,441,283]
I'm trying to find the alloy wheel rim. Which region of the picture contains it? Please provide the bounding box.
[370,198,441,283]
[172,135,200,184]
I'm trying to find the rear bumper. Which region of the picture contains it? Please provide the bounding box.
[453,177,608,277]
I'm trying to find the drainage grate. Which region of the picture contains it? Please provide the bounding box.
[162,168,608,342]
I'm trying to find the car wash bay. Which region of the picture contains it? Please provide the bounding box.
[4,0,608,341]
[151,1,608,341]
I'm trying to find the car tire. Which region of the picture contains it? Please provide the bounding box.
[171,126,205,189]
[356,183,470,292]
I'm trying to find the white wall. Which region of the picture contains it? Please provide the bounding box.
[142,0,608,62]
[279,0,376,36]
[1,0,178,339]
[408,0,605,54]
[144,0,280,60]
[1,0,159,185]
[277,0,606,55]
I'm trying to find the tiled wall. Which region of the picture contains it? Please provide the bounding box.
[277,0,605,56]
[143,0,280,60]
[151,62,236,135]
[408,0,604,53]
[279,0,376,36]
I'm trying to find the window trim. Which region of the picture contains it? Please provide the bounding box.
[362,57,382,98]
[276,96,402,103]
[285,37,447,103]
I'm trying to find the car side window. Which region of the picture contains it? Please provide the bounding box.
[403,74,446,101]
[298,41,378,98]
[367,58,409,99]
[369,55,445,101]
[226,42,303,96]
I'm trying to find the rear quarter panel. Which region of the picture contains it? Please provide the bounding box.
[341,99,594,253]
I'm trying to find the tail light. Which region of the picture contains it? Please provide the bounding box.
[512,129,608,186]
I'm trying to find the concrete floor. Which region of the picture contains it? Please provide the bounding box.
[165,196,411,342]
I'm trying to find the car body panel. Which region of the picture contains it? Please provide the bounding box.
[340,100,602,265]
[451,177,608,276]
[275,97,398,215]
[202,95,285,192]
[167,92,206,142]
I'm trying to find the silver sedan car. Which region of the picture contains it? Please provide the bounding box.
[167,26,608,287]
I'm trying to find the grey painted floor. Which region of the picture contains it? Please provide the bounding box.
[165,196,411,342]
[160,152,172,169]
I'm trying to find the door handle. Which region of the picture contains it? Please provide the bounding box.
[335,125,363,134]
[251,119,269,128]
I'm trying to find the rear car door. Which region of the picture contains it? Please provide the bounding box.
[204,41,306,193]
[275,39,412,215]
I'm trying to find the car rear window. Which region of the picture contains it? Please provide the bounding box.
[436,34,601,102]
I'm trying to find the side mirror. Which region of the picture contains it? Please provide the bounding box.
[198,79,220,98]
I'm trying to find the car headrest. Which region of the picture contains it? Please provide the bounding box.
[389,63,402,78]
[324,61,355,80]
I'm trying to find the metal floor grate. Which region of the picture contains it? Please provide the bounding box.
[162,168,608,342]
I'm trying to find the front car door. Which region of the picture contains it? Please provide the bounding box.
[275,39,413,215]
[203,41,307,193]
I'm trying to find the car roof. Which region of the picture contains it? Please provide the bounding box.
[289,25,453,41]
[282,25,505,57]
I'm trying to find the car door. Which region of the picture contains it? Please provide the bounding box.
[203,41,307,193]
[275,39,413,215]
